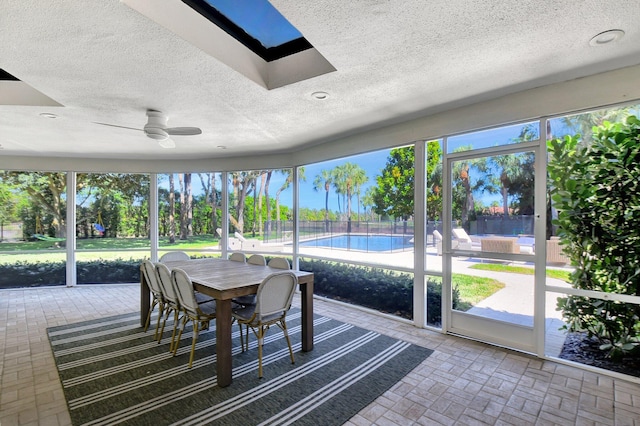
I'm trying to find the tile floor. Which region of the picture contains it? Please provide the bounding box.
[1,284,639,425]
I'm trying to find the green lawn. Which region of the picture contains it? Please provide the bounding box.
[451,274,505,311]
[0,235,223,264]
[468,263,571,282]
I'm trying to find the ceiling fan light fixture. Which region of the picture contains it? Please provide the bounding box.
[143,126,170,141]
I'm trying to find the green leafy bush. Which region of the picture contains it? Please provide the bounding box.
[299,258,459,323]
[548,115,640,360]
[0,258,141,288]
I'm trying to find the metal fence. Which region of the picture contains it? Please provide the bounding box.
[470,215,535,236]
[262,219,454,249]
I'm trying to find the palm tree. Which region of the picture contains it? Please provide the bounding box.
[313,169,333,232]
[362,187,376,221]
[490,154,523,219]
[275,167,305,235]
[351,166,368,222]
[451,147,490,229]
[332,163,367,232]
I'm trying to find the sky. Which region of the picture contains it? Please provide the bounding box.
[297,150,392,212]
[204,0,302,48]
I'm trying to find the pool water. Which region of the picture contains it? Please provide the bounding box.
[300,235,413,252]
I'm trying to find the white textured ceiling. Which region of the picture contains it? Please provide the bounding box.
[1,0,639,161]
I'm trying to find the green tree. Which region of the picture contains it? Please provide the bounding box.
[451,148,490,229]
[549,115,640,360]
[361,187,376,221]
[372,146,414,233]
[313,169,333,232]
[426,141,443,221]
[330,163,367,231]
[275,168,305,234]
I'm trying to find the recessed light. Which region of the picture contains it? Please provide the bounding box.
[311,91,329,100]
[217,145,227,149]
[589,29,624,46]
[39,112,58,119]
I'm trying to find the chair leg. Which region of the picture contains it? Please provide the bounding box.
[238,322,245,352]
[143,299,158,332]
[281,319,295,364]
[245,324,250,351]
[188,320,199,369]
[158,307,171,343]
[169,310,180,352]
[173,316,188,356]
[257,325,264,378]
[153,302,164,341]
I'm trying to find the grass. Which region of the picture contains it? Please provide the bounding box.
[0,235,223,264]
[469,263,571,282]
[451,274,505,311]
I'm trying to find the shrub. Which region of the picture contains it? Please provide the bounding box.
[548,116,640,360]
[299,258,459,323]
[0,258,141,288]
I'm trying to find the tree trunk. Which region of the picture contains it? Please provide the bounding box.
[264,171,272,238]
[169,173,175,244]
[210,173,217,235]
[324,182,330,233]
[185,173,193,237]
[258,173,266,234]
[179,174,186,239]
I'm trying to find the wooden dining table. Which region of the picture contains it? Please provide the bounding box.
[139,258,314,387]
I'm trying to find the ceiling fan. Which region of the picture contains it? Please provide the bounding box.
[94,110,202,148]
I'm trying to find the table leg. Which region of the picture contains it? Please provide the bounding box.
[140,266,150,327]
[301,281,314,352]
[216,299,233,387]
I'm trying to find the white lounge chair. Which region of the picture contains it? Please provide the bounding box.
[452,228,475,250]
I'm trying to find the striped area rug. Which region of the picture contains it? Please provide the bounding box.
[47,309,432,426]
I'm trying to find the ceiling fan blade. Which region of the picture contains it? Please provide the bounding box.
[93,122,142,132]
[166,127,202,136]
[158,139,176,149]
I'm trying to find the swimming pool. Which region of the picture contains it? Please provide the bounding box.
[299,234,413,252]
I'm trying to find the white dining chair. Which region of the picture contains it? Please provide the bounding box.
[159,251,190,262]
[171,268,217,368]
[141,260,165,340]
[247,254,266,266]
[154,262,182,350]
[229,252,246,262]
[267,257,290,269]
[233,271,298,378]
[234,254,267,306]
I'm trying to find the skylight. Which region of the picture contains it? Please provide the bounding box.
[182,0,312,61]
[124,0,336,89]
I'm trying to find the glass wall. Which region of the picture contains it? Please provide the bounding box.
[158,172,222,259]
[76,173,150,284]
[0,171,67,287]
[545,102,640,378]
[298,148,414,268]
[226,169,294,255]
[298,147,416,319]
